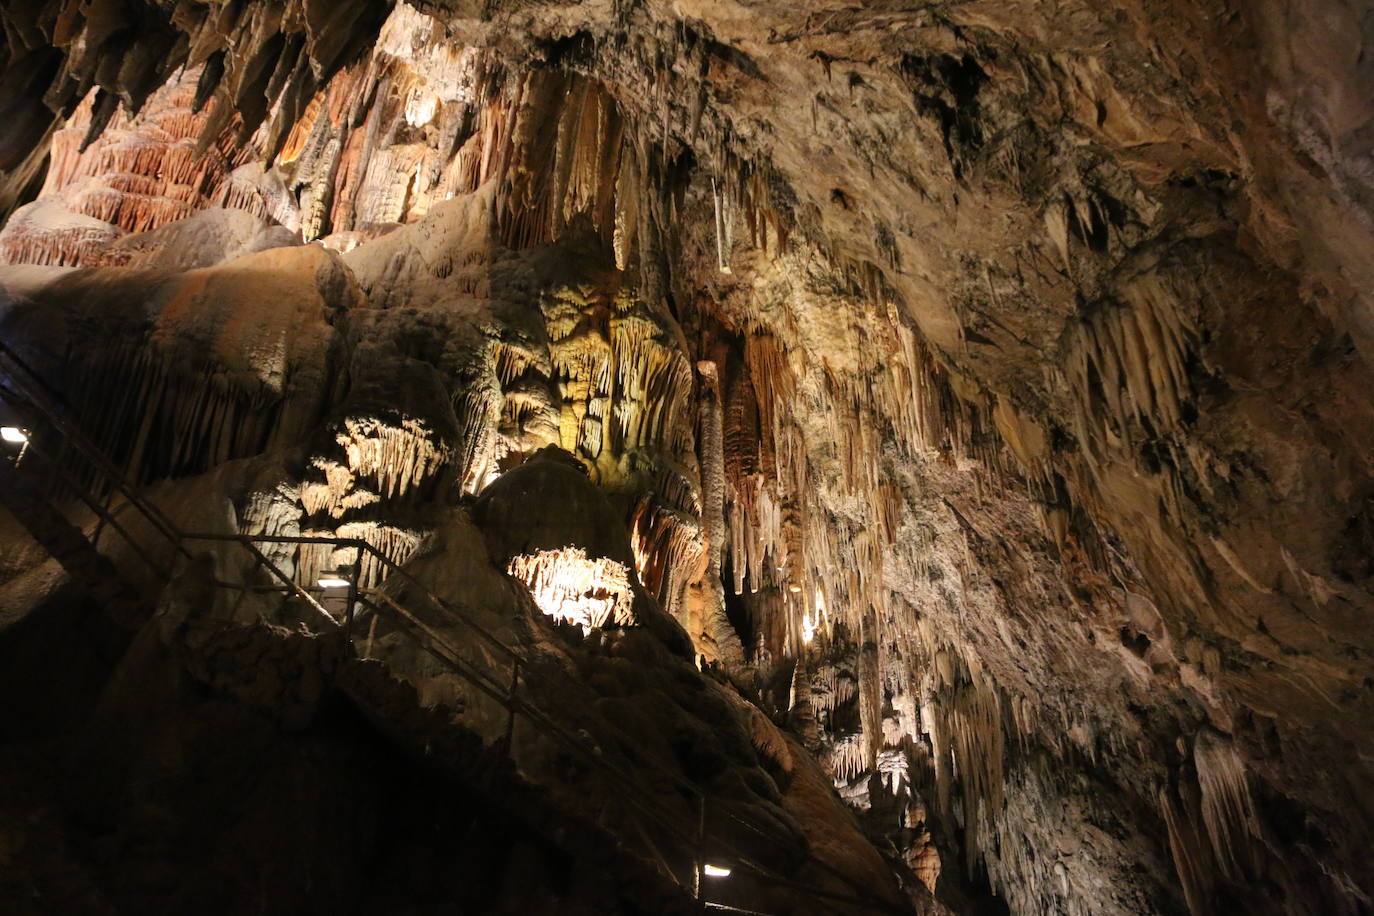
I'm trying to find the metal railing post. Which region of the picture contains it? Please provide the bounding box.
[345,542,362,640]
[90,464,115,547]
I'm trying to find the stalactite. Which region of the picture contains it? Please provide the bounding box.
[333,416,451,502]
[1159,784,1215,916]
[507,547,636,632]
[58,342,285,491]
[828,734,868,785]
[296,521,422,590]
[1194,729,1262,881]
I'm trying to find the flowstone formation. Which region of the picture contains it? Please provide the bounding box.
[2,1,1373,914]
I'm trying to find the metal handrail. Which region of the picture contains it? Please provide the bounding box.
[0,340,187,555]
[0,343,909,915]
[184,533,893,907]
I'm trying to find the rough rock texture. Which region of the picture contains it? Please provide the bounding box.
[2,1,1373,914]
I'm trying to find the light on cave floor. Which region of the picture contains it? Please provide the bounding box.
[703,863,732,878]
[1,427,29,443]
[317,567,352,589]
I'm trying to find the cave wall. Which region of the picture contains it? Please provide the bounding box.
[2,1,1373,914]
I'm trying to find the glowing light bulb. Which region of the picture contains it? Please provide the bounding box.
[1,427,28,443]
[703,863,732,878]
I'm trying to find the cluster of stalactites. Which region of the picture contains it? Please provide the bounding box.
[507,547,637,633]
[53,339,286,491]
[539,286,705,628]
[278,44,653,257]
[811,663,859,722]
[630,491,705,620]
[496,71,627,251]
[1054,269,1211,581]
[2,6,683,272]
[0,0,392,220]
[900,633,1009,881]
[464,339,557,493]
[1061,273,1195,465]
[541,289,695,482]
[301,416,452,518]
[827,735,868,786]
[719,332,808,652]
[800,602,1030,890]
[716,291,1014,667]
[296,414,453,588]
[0,69,276,265]
[0,200,121,267]
[270,32,501,241]
[810,660,876,791]
[1158,728,1266,915]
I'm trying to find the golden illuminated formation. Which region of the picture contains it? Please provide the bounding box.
[507,547,636,633]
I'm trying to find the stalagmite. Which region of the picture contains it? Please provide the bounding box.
[692,358,741,665]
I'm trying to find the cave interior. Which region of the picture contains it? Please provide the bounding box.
[0,1,1372,914]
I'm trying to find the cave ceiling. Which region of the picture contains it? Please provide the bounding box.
[1,0,1372,914]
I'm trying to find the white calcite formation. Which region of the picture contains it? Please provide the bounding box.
[507,546,636,632]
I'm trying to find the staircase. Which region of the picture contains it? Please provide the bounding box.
[0,337,910,916]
